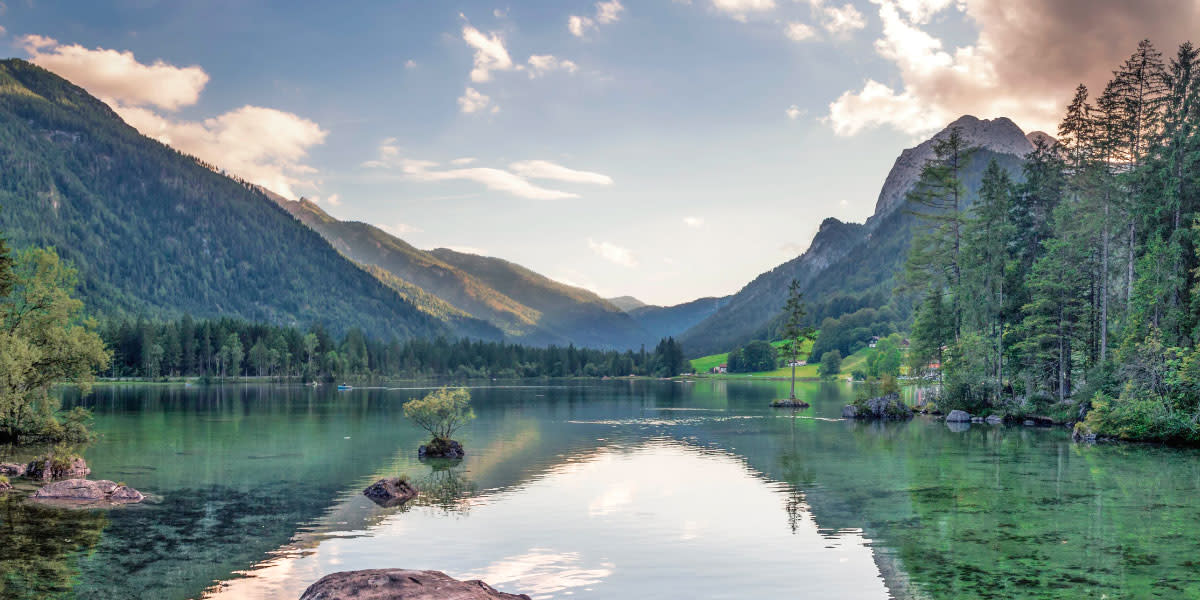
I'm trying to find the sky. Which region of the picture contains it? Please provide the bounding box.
[3,0,1199,305]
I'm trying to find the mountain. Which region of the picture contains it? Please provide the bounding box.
[429,248,650,349]
[626,296,731,345]
[0,59,450,339]
[870,116,1035,221]
[679,115,1040,357]
[275,197,652,348]
[608,296,647,311]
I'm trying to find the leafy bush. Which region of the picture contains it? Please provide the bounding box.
[403,387,475,442]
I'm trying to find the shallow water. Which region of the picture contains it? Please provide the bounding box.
[2,380,1199,599]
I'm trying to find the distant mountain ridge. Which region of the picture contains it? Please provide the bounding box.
[273,197,691,349]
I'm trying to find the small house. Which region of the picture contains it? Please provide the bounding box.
[711,363,728,374]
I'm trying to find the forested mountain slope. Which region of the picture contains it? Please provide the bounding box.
[430,248,650,349]
[0,59,447,339]
[278,198,653,348]
[679,117,1036,357]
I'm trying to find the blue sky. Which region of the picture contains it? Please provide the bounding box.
[2,0,1190,305]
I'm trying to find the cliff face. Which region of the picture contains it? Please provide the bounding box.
[869,116,1041,223]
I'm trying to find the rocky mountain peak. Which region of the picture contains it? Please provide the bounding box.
[871,115,1036,219]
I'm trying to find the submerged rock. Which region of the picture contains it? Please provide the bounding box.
[32,479,144,503]
[0,462,26,477]
[847,393,913,420]
[419,439,465,459]
[946,421,971,433]
[363,477,419,507]
[26,456,90,481]
[299,569,531,600]
[945,410,972,423]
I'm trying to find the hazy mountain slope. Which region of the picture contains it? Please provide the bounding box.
[276,198,541,337]
[627,296,731,346]
[680,116,1038,356]
[608,296,647,311]
[0,59,446,338]
[429,248,649,349]
[679,218,867,356]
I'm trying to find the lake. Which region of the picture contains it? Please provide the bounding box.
[2,379,1199,599]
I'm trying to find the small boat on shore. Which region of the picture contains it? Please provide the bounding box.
[337,384,353,391]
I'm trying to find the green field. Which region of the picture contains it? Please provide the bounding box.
[690,341,872,379]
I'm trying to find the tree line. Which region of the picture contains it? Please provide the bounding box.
[100,315,689,380]
[904,39,1200,442]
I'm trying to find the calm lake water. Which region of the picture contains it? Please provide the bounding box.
[3,380,1200,599]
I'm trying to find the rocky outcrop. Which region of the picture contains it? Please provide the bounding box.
[0,462,26,477]
[363,478,419,507]
[32,479,144,503]
[299,569,531,600]
[419,439,465,459]
[945,410,972,423]
[771,399,810,408]
[846,393,913,420]
[26,456,90,481]
[871,115,1039,219]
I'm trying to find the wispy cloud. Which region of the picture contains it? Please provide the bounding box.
[510,160,613,185]
[588,238,638,267]
[569,0,625,37]
[461,24,513,83]
[363,141,612,200]
[683,216,705,228]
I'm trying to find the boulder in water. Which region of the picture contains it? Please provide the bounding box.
[771,398,810,408]
[32,479,144,503]
[299,569,531,600]
[363,477,419,507]
[985,415,1004,425]
[419,438,465,459]
[848,393,913,420]
[945,410,972,422]
[841,405,858,418]
[0,463,26,477]
[26,456,90,481]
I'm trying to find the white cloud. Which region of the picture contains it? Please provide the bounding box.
[596,0,626,23]
[22,35,209,111]
[527,55,579,78]
[363,145,611,202]
[457,86,493,113]
[683,216,705,228]
[0,25,7,37]
[404,59,417,69]
[711,0,775,21]
[118,103,328,198]
[786,104,806,120]
[785,22,816,41]
[510,160,613,185]
[820,3,866,35]
[588,238,638,267]
[569,0,624,36]
[568,15,594,37]
[462,24,513,83]
[400,160,575,200]
[324,193,342,207]
[21,36,326,199]
[826,0,1200,137]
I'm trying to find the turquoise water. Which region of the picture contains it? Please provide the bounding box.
[2,380,1199,599]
